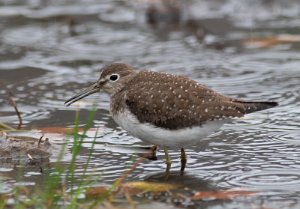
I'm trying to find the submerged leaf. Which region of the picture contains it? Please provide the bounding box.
[121,181,179,195]
[38,127,84,134]
[85,186,110,199]
[243,34,300,48]
[192,189,257,200]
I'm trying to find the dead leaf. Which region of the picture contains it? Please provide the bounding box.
[121,181,179,195]
[192,189,257,200]
[243,34,300,48]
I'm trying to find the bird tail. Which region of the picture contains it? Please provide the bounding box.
[234,100,278,114]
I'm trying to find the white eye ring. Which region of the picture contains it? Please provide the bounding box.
[109,74,119,82]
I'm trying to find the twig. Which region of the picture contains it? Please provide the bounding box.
[111,146,157,197]
[38,135,44,148]
[8,92,22,129]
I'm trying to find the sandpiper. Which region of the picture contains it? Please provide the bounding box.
[65,63,277,174]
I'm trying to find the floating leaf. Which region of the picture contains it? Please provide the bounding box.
[121,181,179,195]
[192,189,257,200]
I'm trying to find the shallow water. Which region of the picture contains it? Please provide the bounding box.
[1,0,300,208]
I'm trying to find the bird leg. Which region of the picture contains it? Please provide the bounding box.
[164,148,171,178]
[180,148,187,175]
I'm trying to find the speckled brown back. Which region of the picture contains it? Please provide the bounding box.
[109,71,276,130]
[110,70,277,130]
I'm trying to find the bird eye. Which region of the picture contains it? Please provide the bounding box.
[109,74,119,81]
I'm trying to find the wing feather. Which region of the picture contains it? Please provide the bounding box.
[124,71,246,130]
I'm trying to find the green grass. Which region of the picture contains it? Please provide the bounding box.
[0,109,112,209]
[0,108,154,209]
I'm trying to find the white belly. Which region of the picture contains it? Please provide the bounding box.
[112,109,229,148]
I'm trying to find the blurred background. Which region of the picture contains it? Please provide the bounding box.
[0,0,300,208]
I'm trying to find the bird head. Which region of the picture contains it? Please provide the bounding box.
[64,63,137,106]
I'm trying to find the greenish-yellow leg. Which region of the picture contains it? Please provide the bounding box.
[164,148,171,178]
[180,148,187,175]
